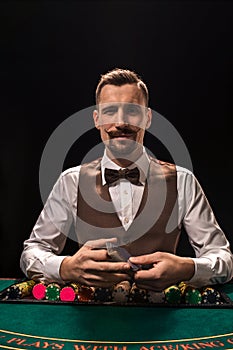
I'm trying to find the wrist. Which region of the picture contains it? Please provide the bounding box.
[182,257,195,281]
[59,256,72,281]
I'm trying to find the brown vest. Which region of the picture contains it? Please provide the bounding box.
[76,157,181,256]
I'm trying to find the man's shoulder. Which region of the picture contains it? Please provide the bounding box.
[149,156,176,174]
[61,165,81,177]
[80,157,102,170]
[60,158,102,178]
[175,164,193,176]
[149,156,194,177]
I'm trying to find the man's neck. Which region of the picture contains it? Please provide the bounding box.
[106,148,144,168]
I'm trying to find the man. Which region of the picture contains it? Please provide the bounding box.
[20,68,233,291]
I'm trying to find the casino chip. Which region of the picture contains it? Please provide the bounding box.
[45,283,61,301]
[94,287,113,302]
[147,290,165,304]
[77,285,95,302]
[60,286,76,302]
[201,287,222,304]
[164,285,181,304]
[6,280,36,299]
[32,282,46,300]
[178,282,202,305]
[112,281,131,303]
[185,288,202,304]
[129,283,148,303]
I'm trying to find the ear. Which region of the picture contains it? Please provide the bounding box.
[93,109,100,129]
[145,107,152,129]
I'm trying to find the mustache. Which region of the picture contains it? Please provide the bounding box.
[105,126,139,138]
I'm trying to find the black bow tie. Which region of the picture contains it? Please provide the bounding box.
[104,167,141,185]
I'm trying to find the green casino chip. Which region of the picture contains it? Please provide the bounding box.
[45,283,61,301]
[185,288,202,304]
[164,285,181,304]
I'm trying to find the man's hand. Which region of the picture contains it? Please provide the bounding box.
[60,239,131,287]
[129,251,195,291]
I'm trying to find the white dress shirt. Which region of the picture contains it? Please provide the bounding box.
[101,149,149,230]
[20,149,233,287]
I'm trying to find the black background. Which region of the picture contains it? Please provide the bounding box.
[0,0,232,277]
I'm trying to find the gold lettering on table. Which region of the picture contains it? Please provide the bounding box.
[74,346,128,350]
[154,345,178,350]
[7,337,27,344]
[27,341,65,349]
[74,345,92,350]
[6,337,64,349]
[150,340,226,350]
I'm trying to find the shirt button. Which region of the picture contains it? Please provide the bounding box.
[124,217,129,224]
[123,190,128,195]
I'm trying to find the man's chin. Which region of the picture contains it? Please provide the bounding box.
[106,139,142,158]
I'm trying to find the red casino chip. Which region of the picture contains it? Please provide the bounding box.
[32,283,46,300]
[60,286,76,302]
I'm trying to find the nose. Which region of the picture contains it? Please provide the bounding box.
[114,108,128,126]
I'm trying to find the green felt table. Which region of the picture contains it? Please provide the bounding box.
[0,279,233,350]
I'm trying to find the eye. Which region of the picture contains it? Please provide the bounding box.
[125,105,141,116]
[102,107,118,116]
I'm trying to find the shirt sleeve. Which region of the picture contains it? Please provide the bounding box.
[20,167,79,283]
[178,168,233,287]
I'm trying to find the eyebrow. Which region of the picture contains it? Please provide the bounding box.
[100,105,118,113]
[99,102,145,113]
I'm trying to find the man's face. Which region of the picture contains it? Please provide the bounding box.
[93,84,152,160]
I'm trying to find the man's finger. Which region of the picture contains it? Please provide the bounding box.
[84,238,117,249]
[89,260,131,272]
[129,253,158,265]
[133,268,156,281]
[80,272,131,287]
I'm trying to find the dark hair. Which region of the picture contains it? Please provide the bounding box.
[95,68,149,106]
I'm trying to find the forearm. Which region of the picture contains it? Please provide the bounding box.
[189,250,233,287]
[177,170,233,287]
[20,206,71,283]
[20,245,67,283]
[184,219,233,286]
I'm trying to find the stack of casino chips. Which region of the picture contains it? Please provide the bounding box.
[129,283,148,303]
[201,287,222,305]
[4,279,223,306]
[59,284,77,302]
[58,283,94,302]
[32,282,47,300]
[147,289,166,303]
[112,281,131,303]
[32,281,95,302]
[164,284,182,304]
[178,282,202,305]
[94,286,113,302]
[45,283,61,301]
[6,280,36,299]
[74,284,95,302]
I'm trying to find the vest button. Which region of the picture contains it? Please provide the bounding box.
[124,217,129,224]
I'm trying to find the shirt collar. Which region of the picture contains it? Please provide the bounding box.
[101,147,151,186]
